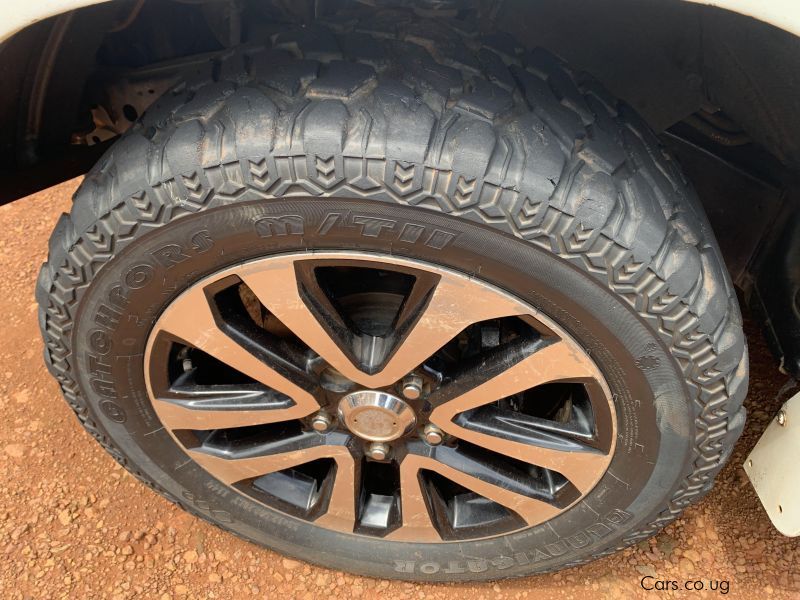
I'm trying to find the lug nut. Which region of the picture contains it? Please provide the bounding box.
[401,374,423,400]
[311,411,333,432]
[423,424,444,446]
[366,441,390,461]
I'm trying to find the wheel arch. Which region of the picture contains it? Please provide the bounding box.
[4,0,800,45]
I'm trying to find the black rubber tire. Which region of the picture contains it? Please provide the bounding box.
[36,7,747,581]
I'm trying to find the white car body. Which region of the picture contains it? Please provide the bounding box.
[1,0,800,43]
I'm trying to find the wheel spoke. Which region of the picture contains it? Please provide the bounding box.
[387,454,442,542]
[149,283,320,425]
[455,405,598,453]
[153,378,296,430]
[313,454,360,532]
[429,339,611,493]
[390,443,564,539]
[188,431,358,530]
[239,257,367,383]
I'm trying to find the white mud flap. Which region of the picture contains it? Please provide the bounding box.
[744,392,800,536]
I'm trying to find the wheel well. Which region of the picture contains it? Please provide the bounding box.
[3,0,800,372]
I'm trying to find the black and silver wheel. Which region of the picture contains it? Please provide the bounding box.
[145,251,616,542]
[37,8,747,581]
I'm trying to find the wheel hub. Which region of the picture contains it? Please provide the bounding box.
[338,390,416,442]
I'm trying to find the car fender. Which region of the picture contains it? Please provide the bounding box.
[2,0,800,44]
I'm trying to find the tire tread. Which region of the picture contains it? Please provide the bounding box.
[35,7,747,576]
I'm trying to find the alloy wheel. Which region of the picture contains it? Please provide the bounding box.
[144,252,616,543]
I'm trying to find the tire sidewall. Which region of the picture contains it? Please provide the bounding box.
[72,196,691,580]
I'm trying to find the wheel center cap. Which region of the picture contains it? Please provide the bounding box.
[338,390,416,442]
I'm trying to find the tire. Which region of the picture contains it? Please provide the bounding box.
[36,7,747,581]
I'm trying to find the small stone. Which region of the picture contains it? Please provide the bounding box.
[683,549,701,563]
[57,510,72,526]
[174,584,189,596]
[208,573,221,583]
[656,534,677,558]
[121,545,134,556]
[4,444,24,457]
[282,558,301,570]
[183,550,198,564]
[679,558,695,576]
[635,565,657,578]
[10,523,29,540]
